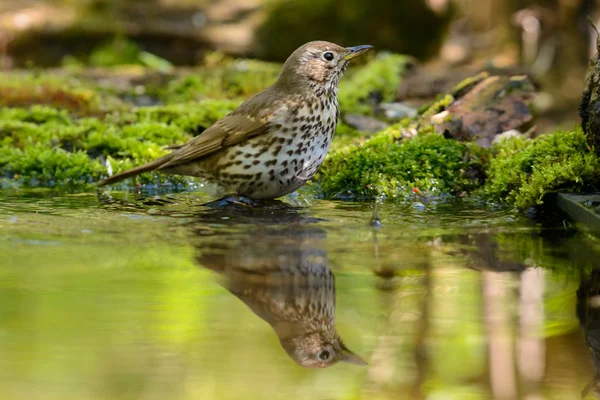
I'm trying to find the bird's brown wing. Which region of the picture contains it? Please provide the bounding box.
[97,89,285,186]
[98,114,269,186]
[158,113,270,170]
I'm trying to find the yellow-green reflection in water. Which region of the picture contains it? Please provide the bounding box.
[0,189,599,400]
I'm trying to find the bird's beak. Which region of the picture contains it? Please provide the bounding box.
[342,45,373,61]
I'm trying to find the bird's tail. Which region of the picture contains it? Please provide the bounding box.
[98,153,173,186]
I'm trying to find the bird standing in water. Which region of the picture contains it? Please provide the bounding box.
[99,41,372,199]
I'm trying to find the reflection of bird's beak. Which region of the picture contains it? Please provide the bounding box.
[343,45,373,61]
[338,342,368,366]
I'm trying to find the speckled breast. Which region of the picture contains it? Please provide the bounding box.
[208,94,339,199]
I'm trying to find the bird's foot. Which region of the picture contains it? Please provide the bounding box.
[202,195,279,208]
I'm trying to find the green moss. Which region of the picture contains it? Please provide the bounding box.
[0,101,237,186]
[418,94,455,117]
[0,72,127,116]
[0,145,106,186]
[481,129,600,209]
[218,60,281,97]
[319,125,600,207]
[161,75,211,103]
[0,116,167,185]
[330,120,415,151]
[161,60,280,103]
[415,73,490,118]
[87,36,173,72]
[330,122,366,148]
[90,36,146,67]
[0,105,71,125]
[134,100,240,132]
[0,75,246,187]
[317,128,484,200]
[338,54,408,115]
[449,72,489,98]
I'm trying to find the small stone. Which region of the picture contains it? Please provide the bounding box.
[343,114,388,132]
[430,110,450,124]
[491,129,523,144]
[429,74,537,148]
[412,202,426,211]
[379,102,418,120]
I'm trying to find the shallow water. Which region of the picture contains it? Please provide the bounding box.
[1,189,600,400]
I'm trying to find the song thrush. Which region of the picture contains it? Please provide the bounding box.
[99,41,372,199]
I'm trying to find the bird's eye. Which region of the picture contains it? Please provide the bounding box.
[318,350,330,361]
[323,52,334,61]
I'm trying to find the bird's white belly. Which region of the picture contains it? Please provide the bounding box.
[214,126,333,199]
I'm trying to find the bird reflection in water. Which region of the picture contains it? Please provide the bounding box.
[190,205,367,369]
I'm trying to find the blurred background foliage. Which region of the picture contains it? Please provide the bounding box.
[0,0,595,67]
[253,0,452,60]
[1,0,597,122]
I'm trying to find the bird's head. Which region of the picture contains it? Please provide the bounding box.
[277,324,367,369]
[276,41,372,93]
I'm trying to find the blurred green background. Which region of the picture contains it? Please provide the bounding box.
[0,0,595,126]
[0,0,593,69]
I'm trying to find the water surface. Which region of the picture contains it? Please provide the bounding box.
[1,189,599,400]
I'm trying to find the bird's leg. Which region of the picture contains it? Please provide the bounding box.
[202,194,267,208]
